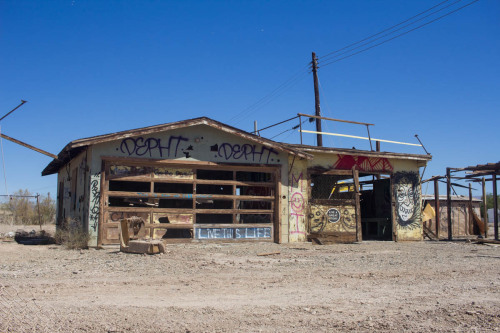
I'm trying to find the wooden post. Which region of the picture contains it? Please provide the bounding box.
[299,115,303,145]
[352,167,361,242]
[311,52,323,147]
[36,194,42,231]
[482,177,488,238]
[434,178,440,239]
[493,173,498,241]
[446,168,453,241]
[468,183,473,235]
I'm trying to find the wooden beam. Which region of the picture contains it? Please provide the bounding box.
[482,177,488,238]
[447,168,453,241]
[297,113,374,126]
[0,133,58,159]
[434,178,440,239]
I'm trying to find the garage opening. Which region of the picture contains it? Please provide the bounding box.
[101,160,279,245]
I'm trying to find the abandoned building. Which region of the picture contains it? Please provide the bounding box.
[422,195,482,238]
[41,117,431,247]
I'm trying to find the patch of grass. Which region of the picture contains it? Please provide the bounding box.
[55,220,90,249]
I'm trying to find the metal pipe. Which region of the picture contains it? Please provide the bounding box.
[366,125,373,151]
[0,100,27,122]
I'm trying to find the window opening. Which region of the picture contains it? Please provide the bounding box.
[236,171,272,182]
[196,214,233,224]
[197,169,233,180]
[154,182,192,194]
[196,184,232,195]
[109,181,150,192]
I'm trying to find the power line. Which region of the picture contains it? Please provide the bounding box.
[228,64,310,126]
[319,0,453,60]
[320,0,480,68]
[320,0,463,64]
[270,117,310,140]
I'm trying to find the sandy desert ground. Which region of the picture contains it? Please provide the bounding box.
[0,225,499,332]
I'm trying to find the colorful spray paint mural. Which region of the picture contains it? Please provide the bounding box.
[309,204,356,234]
[288,165,307,242]
[393,171,422,240]
[332,154,393,173]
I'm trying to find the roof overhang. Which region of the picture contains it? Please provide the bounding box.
[42,117,313,176]
[282,143,432,164]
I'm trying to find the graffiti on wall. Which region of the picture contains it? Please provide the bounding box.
[118,134,280,164]
[393,171,421,230]
[310,204,356,234]
[211,143,279,164]
[89,173,101,233]
[118,136,188,158]
[289,171,306,238]
[332,155,393,172]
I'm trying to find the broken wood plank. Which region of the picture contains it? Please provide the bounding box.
[257,251,281,256]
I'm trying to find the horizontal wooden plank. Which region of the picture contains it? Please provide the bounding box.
[106,176,275,187]
[105,207,273,214]
[195,223,273,228]
[103,156,282,171]
[195,179,275,187]
[308,168,353,176]
[105,191,275,201]
[191,238,273,243]
[310,199,356,205]
[308,232,357,244]
[195,209,273,214]
[150,224,194,229]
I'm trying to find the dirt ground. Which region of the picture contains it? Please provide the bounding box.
[0,225,499,332]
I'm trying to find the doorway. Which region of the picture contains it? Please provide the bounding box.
[359,175,393,241]
[307,169,361,243]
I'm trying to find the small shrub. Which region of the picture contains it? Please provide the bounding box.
[55,219,90,249]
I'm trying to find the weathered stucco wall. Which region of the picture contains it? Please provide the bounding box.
[86,125,289,246]
[299,152,424,242]
[287,157,308,242]
[56,150,90,233]
[58,124,426,246]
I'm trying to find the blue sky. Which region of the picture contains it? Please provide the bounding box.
[0,0,498,197]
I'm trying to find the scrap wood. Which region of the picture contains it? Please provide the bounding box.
[257,251,280,256]
[475,239,500,245]
[310,237,323,245]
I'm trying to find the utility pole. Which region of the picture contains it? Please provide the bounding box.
[311,52,323,147]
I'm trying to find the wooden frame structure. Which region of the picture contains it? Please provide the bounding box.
[98,157,281,245]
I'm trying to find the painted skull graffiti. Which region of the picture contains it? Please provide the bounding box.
[393,171,420,229]
[396,181,415,222]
